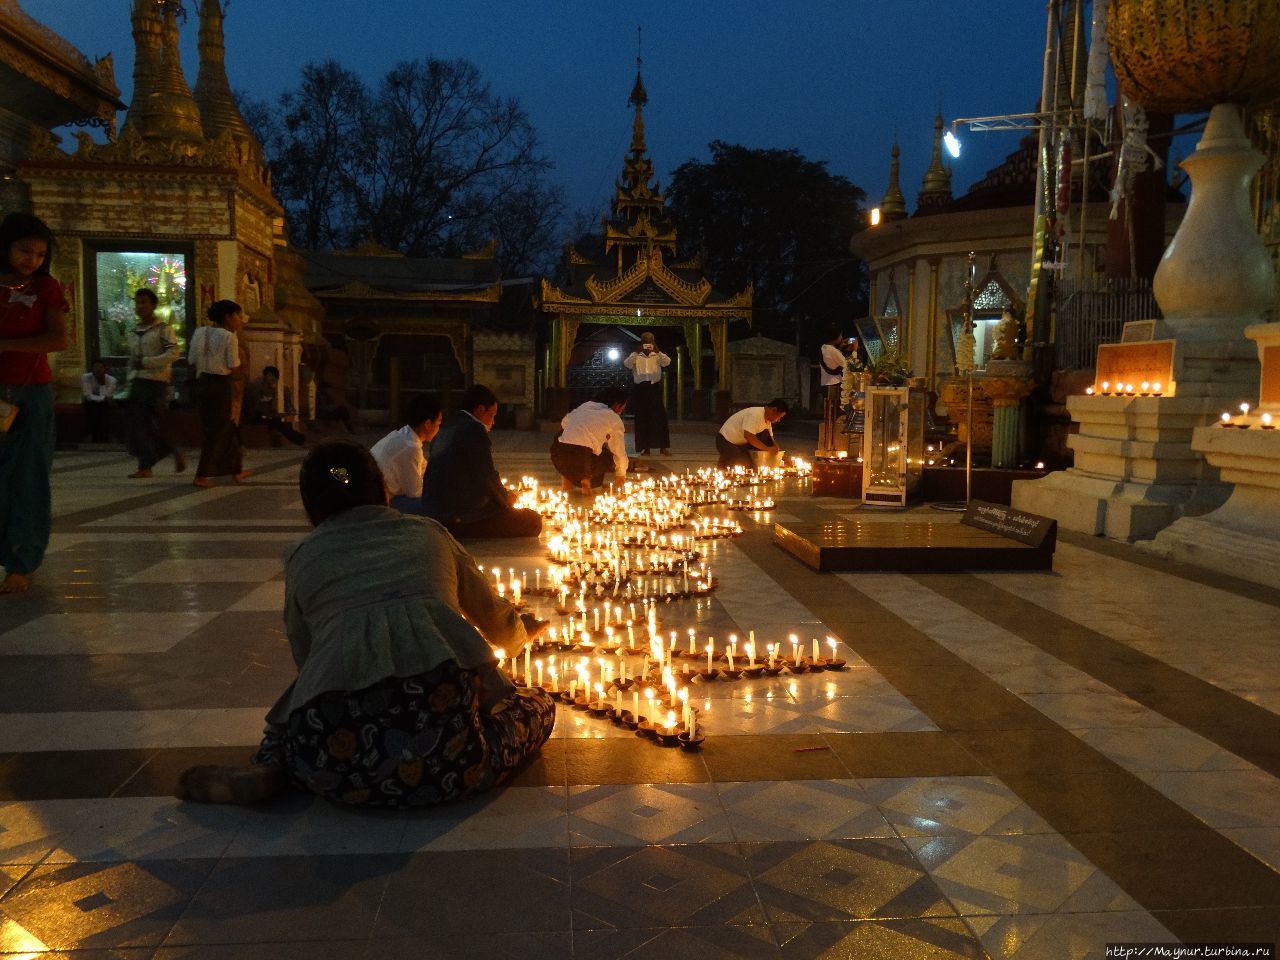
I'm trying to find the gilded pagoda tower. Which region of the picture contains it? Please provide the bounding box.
[539,64,752,418]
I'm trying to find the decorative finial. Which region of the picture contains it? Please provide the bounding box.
[916,112,953,213]
[880,142,908,220]
[194,0,256,145]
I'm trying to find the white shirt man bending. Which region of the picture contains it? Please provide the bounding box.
[716,399,789,469]
[551,385,630,494]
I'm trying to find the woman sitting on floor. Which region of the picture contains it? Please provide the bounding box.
[176,439,555,807]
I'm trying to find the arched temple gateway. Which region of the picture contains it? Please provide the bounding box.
[539,64,752,420]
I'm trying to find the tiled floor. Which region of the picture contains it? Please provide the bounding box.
[1,428,1279,958]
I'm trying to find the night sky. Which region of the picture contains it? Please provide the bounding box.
[25,1,1049,222]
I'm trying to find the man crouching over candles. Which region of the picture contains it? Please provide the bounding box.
[551,385,630,494]
[175,439,554,807]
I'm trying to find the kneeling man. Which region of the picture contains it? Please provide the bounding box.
[370,394,442,515]
[716,398,789,469]
[551,386,629,494]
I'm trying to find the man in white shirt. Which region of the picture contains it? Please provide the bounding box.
[125,287,185,478]
[818,327,855,451]
[81,358,117,443]
[371,394,443,515]
[622,331,671,456]
[551,385,629,494]
[716,398,789,469]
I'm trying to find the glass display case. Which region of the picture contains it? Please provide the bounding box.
[862,386,925,507]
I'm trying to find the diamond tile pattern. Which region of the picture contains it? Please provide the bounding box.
[0,433,1264,954]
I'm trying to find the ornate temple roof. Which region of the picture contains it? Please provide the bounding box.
[301,245,500,300]
[541,63,751,321]
[0,0,123,135]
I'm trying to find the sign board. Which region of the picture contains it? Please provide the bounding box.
[961,500,1056,548]
[1120,319,1158,343]
[1261,345,1280,407]
[1095,340,1176,391]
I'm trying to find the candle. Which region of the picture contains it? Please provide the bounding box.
[616,686,623,715]
[706,642,714,673]
[619,657,627,684]
[492,567,501,589]
[536,568,542,590]
[535,659,543,688]
[666,709,677,735]
[828,637,838,661]
[593,608,600,631]
[747,642,756,668]
[812,639,819,663]
[569,679,577,699]
[789,634,798,663]
[549,667,558,692]
[727,646,735,672]
[768,644,776,669]
[627,624,635,648]
[512,580,521,604]
[495,648,507,673]
[632,690,640,720]
[594,682,604,707]
[687,711,697,740]
[688,629,696,655]
[524,646,532,684]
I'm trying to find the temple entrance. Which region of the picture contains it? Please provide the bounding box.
[564,324,690,417]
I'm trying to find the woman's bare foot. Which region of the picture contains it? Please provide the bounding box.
[519,612,550,640]
[0,572,32,594]
[175,763,286,804]
[579,480,592,495]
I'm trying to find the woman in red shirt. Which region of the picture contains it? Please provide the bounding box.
[0,213,69,594]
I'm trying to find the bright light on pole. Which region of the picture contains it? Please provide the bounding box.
[869,207,881,226]
[944,129,961,159]
[607,348,620,362]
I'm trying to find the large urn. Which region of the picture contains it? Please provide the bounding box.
[1107,0,1280,340]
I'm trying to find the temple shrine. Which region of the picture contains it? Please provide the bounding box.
[539,63,752,419]
[9,0,319,416]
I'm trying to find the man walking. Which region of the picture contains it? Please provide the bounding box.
[125,288,184,479]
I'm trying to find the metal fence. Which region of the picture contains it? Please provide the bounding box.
[1053,277,1160,370]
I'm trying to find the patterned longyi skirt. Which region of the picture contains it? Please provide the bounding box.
[253,661,556,808]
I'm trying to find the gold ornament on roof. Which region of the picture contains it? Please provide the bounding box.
[1108,0,1280,113]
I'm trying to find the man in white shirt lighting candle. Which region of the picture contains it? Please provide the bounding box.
[551,385,630,494]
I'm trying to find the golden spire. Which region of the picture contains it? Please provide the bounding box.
[122,0,161,135]
[880,142,908,220]
[916,113,953,213]
[194,0,255,145]
[131,1,204,144]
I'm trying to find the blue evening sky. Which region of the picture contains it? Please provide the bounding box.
[25,1,1051,223]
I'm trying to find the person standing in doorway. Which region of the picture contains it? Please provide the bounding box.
[622,331,671,456]
[80,358,117,443]
[125,288,185,479]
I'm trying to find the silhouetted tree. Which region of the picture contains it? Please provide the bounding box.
[242,57,562,276]
[668,141,868,350]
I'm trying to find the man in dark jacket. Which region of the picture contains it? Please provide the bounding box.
[421,384,542,539]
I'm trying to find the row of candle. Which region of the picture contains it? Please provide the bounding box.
[1219,403,1275,429]
[1085,380,1165,397]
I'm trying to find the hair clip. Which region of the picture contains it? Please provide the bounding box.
[329,466,350,485]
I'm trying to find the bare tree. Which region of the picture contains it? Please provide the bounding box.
[258,57,562,274]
